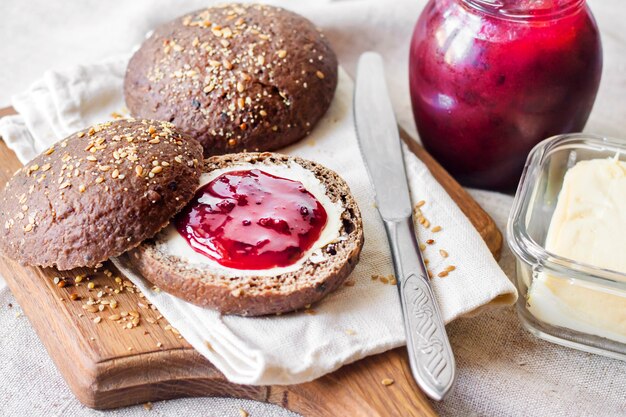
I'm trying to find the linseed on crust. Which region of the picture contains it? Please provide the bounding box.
[124,3,338,156]
[0,119,203,270]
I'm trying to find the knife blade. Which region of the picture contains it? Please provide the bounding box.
[353,51,455,401]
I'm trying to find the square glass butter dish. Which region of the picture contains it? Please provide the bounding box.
[508,133,626,360]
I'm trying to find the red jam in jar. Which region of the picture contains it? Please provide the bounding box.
[409,0,602,190]
[174,169,328,270]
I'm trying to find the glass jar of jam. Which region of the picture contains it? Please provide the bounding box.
[409,0,602,191]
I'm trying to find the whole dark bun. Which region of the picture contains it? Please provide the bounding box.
[124,3,338,156]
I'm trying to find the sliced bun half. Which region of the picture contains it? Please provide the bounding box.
[128,152,364,316]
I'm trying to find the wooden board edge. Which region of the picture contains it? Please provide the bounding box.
[0,259,103,407]
[273,347,438,417]
[0,107,14,118]
[92,349,270,409]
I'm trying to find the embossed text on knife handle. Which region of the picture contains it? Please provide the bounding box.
[383,216,455,400]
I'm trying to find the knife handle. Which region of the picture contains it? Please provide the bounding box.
[383,216,455,401]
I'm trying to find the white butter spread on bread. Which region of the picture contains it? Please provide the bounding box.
[161,161,344,277]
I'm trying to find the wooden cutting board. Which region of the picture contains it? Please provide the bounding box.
[0,106,501,416]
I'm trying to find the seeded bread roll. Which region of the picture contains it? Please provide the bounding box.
[124,3,338,156]
[0,119,203,270]
[128,152,363,316]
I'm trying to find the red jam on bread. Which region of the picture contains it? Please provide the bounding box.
[174,169,328,270]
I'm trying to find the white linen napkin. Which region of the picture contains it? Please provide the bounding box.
[0,57,517,385]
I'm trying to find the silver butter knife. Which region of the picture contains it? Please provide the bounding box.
[353,51,455,400]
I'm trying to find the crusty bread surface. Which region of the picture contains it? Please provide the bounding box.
[0,119,203,270]
[124,3,338,157]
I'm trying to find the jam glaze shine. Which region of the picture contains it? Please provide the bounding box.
[409,0,602,191]
[174,169,329,270]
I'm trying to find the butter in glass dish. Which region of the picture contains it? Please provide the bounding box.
[508,134,626,359]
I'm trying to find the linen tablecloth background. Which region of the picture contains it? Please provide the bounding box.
[1,0,625,416]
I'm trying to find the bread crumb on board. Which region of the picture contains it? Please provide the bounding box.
[381,378,394,386]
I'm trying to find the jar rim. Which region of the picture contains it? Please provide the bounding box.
[460,0,586,22]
